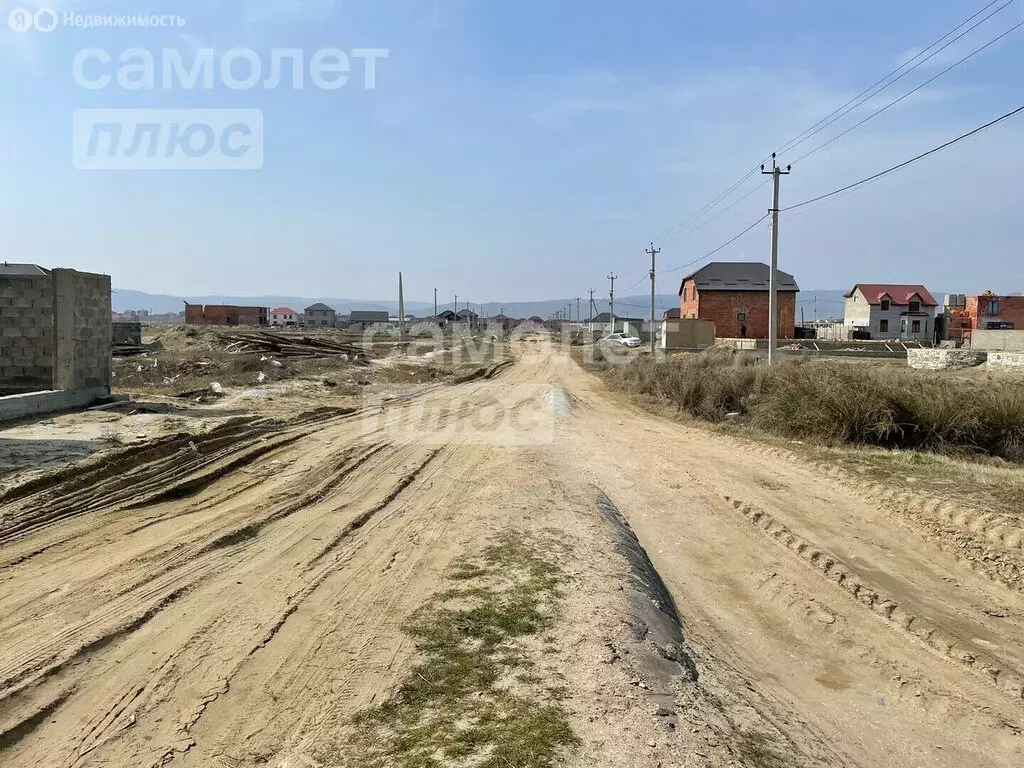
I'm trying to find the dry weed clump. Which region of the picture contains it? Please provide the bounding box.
[609,352,1024,462]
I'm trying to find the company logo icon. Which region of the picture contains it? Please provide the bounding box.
[7,7,58,33]
[34,8,58,32]
[7,8,33,32]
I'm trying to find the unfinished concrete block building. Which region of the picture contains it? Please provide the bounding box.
[0,263,112,418]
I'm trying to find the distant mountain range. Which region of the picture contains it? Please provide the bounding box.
[113,288,857,321]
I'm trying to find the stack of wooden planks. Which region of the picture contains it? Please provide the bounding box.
[219,331,372,361]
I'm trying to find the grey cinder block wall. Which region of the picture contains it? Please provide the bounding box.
[0,268,111,396]
[0,275,55,395]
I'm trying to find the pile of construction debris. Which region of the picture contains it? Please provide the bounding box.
[220,332,373,363]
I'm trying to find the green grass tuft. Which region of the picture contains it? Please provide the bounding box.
[343,530,579,768]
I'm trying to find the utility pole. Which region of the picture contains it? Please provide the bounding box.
[434,288,438,318]
[398,272,406,339]
[455,294,458,315]
[575,296,581,324]
[588,289,595,333]
[647,242,661,354]
[762,152,791,366]
[607,274,617,335]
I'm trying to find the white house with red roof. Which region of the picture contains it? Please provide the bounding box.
[843,284,938,341]
[270,307,300,327]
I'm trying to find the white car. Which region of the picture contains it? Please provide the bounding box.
[601,333,643,348]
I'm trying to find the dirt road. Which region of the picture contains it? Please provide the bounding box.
[1,339,1022,767]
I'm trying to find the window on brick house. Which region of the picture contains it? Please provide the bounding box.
[880,298,890,311]
[988,299,1000,316]
[736,311,747,323]
[879,319,888,333]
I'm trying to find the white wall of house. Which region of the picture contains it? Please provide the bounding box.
[843,291,872,328]
[896,313,935,341]
[270,312,297,326]
[843,288,937,340]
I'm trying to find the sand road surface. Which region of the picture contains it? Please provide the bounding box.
[1,341,1022,767]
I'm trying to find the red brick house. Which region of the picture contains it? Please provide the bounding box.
[965,291,1024,331]
[184,303,268,326]
[679,262,798,339]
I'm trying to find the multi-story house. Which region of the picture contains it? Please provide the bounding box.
[843,284,938,340]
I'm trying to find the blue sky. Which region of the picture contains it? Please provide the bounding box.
[1,0,1022,302]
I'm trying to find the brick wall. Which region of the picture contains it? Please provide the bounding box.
[967,294,1024,330]
[237,306,268,326]
[185,304,205,324]
[185,305,269,326]
[680,279,699,319]
[0,275,55,395]
[682,288,796,339]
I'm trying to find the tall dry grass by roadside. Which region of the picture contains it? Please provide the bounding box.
[608,352,1024,462]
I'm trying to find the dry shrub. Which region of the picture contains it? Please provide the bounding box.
[611,352,1024,463]
[974,386,1024,462]
[753,364,902,445]
[612,351,768,421]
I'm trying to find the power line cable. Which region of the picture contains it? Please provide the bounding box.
[656,166,763,243]
[622,271,652,293]
[792,18,1024,165]
[784,102,1024,211]
[663,177,771,243]
[649,0,1010,246]
[662,214,770,275]
[777,0,1013,158]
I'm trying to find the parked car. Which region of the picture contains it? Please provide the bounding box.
[600,333,642,348]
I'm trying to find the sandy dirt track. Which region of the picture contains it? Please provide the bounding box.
[0,340,1022,767]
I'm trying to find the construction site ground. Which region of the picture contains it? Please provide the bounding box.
[1,331,1023,767]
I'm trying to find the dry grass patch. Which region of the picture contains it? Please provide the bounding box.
[599,352,1024,463]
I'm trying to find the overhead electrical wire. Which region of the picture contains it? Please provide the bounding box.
[792,17,1024,165]
[603,0,1014,310]
[663,177,771,243]
[784,103,1024,212]
[778,0,1014,159]
[655,167,763,243]
[648,0,1011,245]
[622,272,652,292]
[662,214,770,275]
